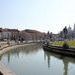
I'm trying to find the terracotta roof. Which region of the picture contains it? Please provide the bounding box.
[2,28,19,32]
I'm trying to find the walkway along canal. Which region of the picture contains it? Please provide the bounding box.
[0,43,75,75]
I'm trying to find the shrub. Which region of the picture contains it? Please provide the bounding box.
[63,42,69,49]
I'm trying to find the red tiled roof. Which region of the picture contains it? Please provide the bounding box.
[2,28,19,32]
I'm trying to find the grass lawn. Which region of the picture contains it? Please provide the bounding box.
[52,40,75,47]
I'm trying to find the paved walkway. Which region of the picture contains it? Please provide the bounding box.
[0,62,16,75]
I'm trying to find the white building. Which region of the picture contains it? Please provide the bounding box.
[74,24,75,31]
[2,29,12,40]
[68,25,72,33]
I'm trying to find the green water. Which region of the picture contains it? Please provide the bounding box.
[0,44,75,75]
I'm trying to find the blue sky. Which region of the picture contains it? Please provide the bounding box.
[0,0,75,33]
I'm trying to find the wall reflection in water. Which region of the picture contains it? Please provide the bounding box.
[44,51,75,75]
[0,43,42,63]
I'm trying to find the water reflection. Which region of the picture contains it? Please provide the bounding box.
[0,43,41,63]
[0,44,75,75]
[44,51,75,75]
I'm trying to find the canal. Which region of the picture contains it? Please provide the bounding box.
[0,43,75,75]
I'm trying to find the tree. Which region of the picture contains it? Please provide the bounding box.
[63,26,68,39]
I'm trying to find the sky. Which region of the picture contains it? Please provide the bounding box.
[0,0,75,33]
